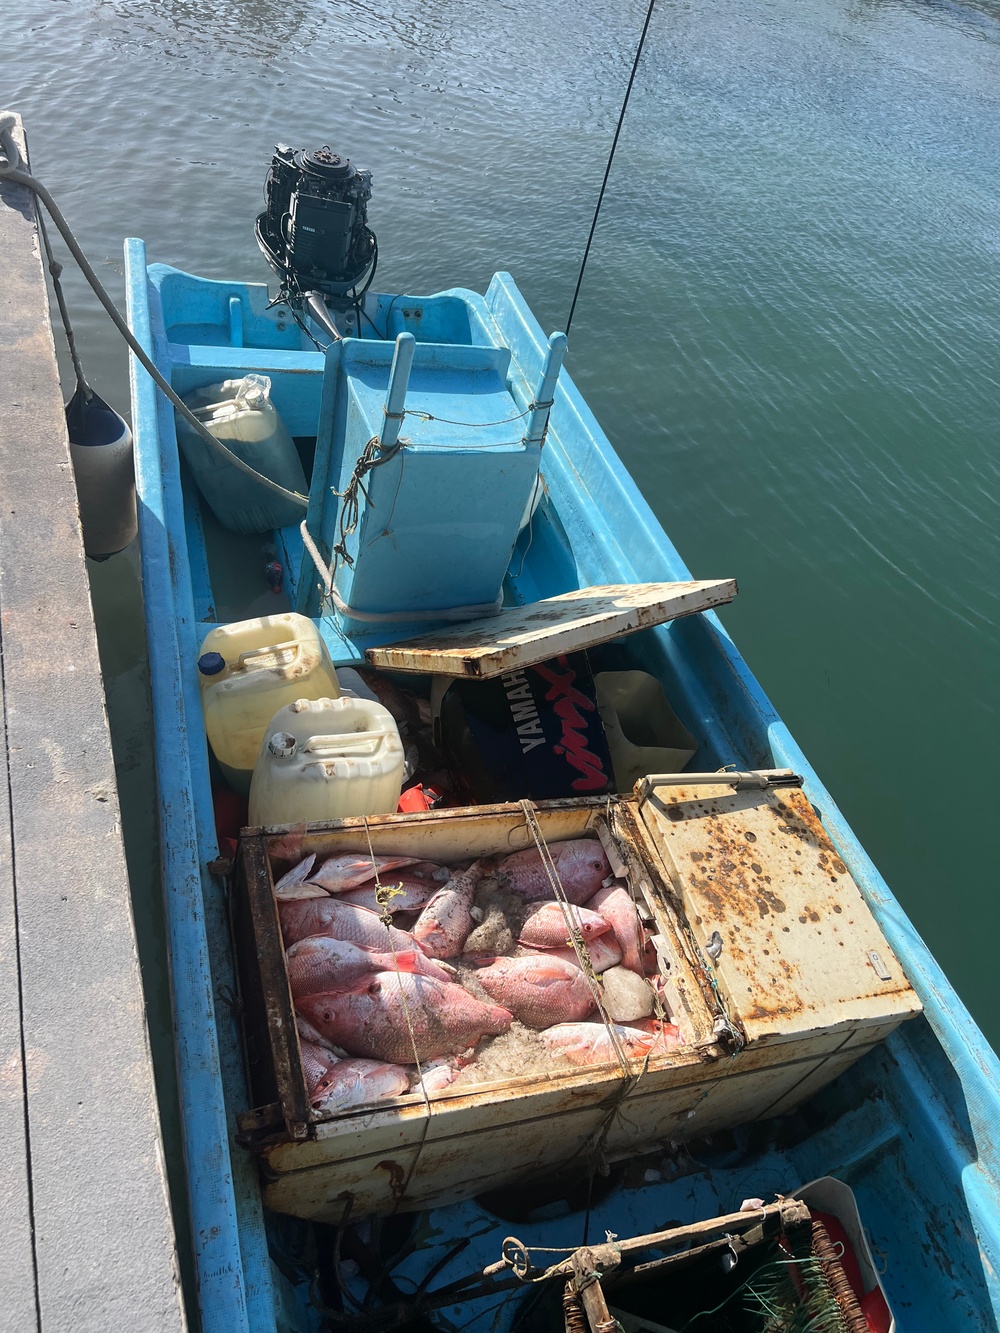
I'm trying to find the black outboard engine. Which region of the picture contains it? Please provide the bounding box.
[256,145,375,304]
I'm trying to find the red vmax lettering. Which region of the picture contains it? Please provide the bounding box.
[533,658,608,792]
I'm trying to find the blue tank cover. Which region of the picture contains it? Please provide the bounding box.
[198,652,226,676]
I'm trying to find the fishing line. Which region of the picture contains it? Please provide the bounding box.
[565,0,659,338]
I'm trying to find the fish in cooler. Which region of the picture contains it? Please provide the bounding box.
[296,970,512,1064]
[338,872,442,915]
[542,1019,683,1067]
[472,954,597,1029]
[412,860,483,959]
[586,882,644,974]
[300,1039,341,1102]
[414,1052,471,1096]
[498,838,611,904]
[275,853,318,896]
[286,935,453,998]
[311,1057,411,1113]
[516,932,623,974]
[307,853,427,893]
[517,900,610,948]
[279,894,424,952]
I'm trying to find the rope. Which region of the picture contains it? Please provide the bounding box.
[0,115,308,510]
[517,802,632,1076]
[564,0,659,337]
[405,406,533,428]
[299,432,504,623]
[36,210,89,397]
[360,818,434,1213]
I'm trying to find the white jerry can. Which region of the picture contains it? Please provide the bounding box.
[198,612,341,794]
[248,696,405,826]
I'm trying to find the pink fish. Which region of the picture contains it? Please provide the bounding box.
[413,860,482,959]
[299,1039,340,1101]
[416,1051,472,1096]
[338,872,442,915]
[311,1057,411,1114]
[278,895,424,952]
[297,972,511,1064]
[286,935,452,998]
[274,854,318,896]
[517,933,623,974]
[585,883,644,974]
[518,900,610,948]
[307,853,425,893]
[498,839,611,905]
[296,1014,340,1051]
[472,955,596,1029]
[542,1020,682,1067]
[267,823,308,867]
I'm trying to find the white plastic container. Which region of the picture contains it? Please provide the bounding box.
[198,613,340,794]
[594,671,697,792]
[176,374,308,534]
[248,696,405,826]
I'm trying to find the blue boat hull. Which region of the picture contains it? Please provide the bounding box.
[124,240,1000,1332]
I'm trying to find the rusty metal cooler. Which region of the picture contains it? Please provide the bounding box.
[231,789,920,1225]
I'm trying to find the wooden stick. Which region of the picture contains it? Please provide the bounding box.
[573,1250,618,1333]
[483,1199,811,1280]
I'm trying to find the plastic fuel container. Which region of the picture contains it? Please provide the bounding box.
[175,374,308,534]
[248,696,405,826]
[198,612,340,794]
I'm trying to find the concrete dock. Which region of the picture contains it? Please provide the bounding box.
[0,114,187,1332]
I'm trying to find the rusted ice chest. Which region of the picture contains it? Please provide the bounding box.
[232,789,920,1224]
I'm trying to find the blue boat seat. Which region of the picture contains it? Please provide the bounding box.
[307,337,543,632]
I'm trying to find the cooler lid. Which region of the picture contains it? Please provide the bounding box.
[634,780,921,1045]
[363,580,737,678]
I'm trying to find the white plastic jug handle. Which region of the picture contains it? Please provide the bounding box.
[302,731,386,759]
[235,640,300,671]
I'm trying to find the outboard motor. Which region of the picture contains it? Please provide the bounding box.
[255,145,376,311]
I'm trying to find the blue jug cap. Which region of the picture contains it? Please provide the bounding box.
[198,652,226,676]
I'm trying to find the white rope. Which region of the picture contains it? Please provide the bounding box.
[360,818,434,1212]
[517,801,634,1077]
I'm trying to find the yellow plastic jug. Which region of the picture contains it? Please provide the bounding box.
[248,696,405,826]
[198,613,340,793]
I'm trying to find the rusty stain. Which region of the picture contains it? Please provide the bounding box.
[364,581,738,678]
[639,782,920,1039]
[377,1160,407,1202]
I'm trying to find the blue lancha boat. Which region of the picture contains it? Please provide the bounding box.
[124,145,1000,1333]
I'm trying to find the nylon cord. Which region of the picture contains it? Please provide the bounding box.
[565,0,659,337]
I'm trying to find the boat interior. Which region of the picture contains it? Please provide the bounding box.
[124,241,1000,1332]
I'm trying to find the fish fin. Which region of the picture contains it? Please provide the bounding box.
[388,950,422,974]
